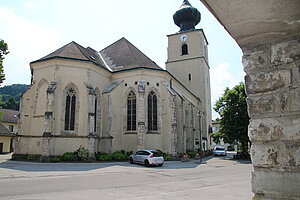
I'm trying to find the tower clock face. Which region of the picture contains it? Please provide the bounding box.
[180,34,188,42]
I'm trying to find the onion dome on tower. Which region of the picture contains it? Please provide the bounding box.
[173,0,201,32]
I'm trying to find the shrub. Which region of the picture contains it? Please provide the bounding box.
[164,155,173,161]
[111,151,128,161]
[50,157,60,162]
[95,152,103,160]
[96,150,130,161]
[126,151,133,156]
[120,149,126,154]
[75,146,89,161]
[60,152,76,161]
[98,154,113,161]
[187,151,196,158]
[27,154,38,161]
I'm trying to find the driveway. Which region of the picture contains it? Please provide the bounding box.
[0,152,253,200]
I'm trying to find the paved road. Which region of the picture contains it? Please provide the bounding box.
[0,153,253,200]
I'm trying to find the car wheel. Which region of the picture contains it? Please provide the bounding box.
[158,163,163,167]
[144,159,150,167]
[130,157,134,164]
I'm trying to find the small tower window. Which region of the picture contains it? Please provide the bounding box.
[188,74,192,81]
[182,44,188,55]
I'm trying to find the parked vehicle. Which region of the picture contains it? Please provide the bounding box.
[129,150,164,167]
[213,146,227,156]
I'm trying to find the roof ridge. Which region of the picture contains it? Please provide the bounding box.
[125,39,159,68]
[73,42,92,61]
[122,38,139,66]
[100,37,127,52]
[31,41,109,71]
[100,37,162,71]
[32,41,87,63]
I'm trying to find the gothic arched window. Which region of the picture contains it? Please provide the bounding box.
[148,91,157,131]
[64,88,76,131]
[127,91,136,131]
[182,44,188,55]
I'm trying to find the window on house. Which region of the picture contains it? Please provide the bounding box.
[127,91,136,131]
[148,91,158,131]
[188,74,192,81]
[65,88,76,131]
[182,44,188,55]
[8,125,13,132]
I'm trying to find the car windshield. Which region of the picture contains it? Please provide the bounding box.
[150,151,163,157]
[215,147,225,150]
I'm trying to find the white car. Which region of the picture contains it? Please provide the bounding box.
[213,146,227,156]
[129,150,164,167]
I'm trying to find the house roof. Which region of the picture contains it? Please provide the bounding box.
[0,109,18,124]
[100,37,162,72]
[0,122,14,137]
[31,41,108,70]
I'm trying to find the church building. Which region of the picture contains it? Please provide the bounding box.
[14,0,212,160]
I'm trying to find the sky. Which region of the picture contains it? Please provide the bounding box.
[0,0,245,119]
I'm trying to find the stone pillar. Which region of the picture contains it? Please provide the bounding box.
[162,81,177,155]
[137,80,146,150]
[183,101,187,153]
[86,86,96,134]
[86,86,96,160]
[176,98,185,154]
[41,81,58,161]
[243,40,300,200]
[41,133,51,162]
[103,94,113,154]
[87,133,96,160]
[169,91,177,155]
[44,81,58,135]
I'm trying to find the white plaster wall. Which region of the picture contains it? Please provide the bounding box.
[17,58,204,155]
[0,137,12,153]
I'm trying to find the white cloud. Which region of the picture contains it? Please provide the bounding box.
[0,6,60,85]
[210,62,241,119]
[25,2,38,9]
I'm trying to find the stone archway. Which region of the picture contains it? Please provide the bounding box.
[200,1,300,199]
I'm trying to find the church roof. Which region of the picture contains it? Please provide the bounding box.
[31,41,108,70]
[102,80,124,94]
[100,37,162,72]
[31,38,163,73]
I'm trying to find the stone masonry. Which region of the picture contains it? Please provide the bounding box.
[199,1,299,199]
[243,39,300,200]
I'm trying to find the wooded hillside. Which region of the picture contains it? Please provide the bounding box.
[0,84,29,110]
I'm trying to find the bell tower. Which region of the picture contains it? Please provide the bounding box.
[166,0,211,135]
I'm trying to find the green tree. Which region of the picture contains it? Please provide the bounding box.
[0,84,29,110]
[2,96,19,110]
[0,40,9,84]
[213,82,250,152]
[0,84,29,101]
